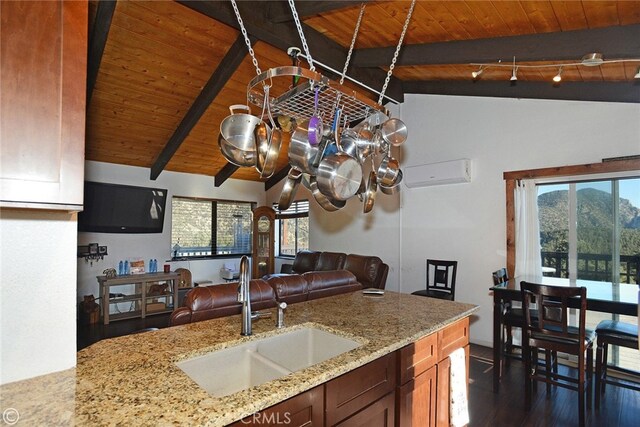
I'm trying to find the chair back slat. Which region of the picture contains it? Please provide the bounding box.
[492,268,509,286]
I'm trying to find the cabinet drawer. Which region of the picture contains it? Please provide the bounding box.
[335,392,395,427]
[326,352,396,426]
[437,317,469,361]
[398,332,437,385]
[397,365,437,427]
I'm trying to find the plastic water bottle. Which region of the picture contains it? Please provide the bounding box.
[149,259,154,273]
[118,260,123,276]
[153,259,158,272]
[124,260,129,275]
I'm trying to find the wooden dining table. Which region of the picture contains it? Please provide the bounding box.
[490,275,639,392]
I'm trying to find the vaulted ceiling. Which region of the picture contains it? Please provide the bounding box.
[86,1,640,185]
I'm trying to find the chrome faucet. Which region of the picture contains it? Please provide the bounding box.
[237,255,270,336]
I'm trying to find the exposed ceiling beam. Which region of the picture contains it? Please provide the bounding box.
[402,80,640,104]
[267,1,367,23]
[177,0,403,103]
[87,0,117,104]
[265,165,291,191]
[353,24,640,67]
[150,35,253,180]
[215,163,240,187]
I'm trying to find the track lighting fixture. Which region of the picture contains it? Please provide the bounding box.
[553,67,563,83]
[471,66,484,79]
[469,52,640,84]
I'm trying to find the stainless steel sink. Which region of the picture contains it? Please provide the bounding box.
[176,326,361,397]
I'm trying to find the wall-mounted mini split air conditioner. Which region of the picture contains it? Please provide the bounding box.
[404,159,471,188]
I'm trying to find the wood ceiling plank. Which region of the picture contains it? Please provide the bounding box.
[490,0,537,34]
[419,1,474,40]
[92,84,192,117]
[581,1,620,28]
[463,0,513,37]
[121,1,238,51]
[518,1,563,33]
[87,0,117,104]
[617,1,640,25]
[623,62,640,79]
[268,1,366,24]
[150,35,252,180]
[599,62,629,81]
[440,1,491,39]
[550,1,589,31]
[577,64,605,81]
[88,101,181,132]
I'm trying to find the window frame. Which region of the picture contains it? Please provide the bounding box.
[171,196,256,260]
[273,200,309,258]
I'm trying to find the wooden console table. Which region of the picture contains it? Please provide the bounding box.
[97,272,179,324]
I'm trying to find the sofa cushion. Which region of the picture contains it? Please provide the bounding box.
[316,252,347,271]
[344,254,386,289]
[266,274,309,304]
[169,279,276,326]
[303,270,362,300]
[292,250,320,274]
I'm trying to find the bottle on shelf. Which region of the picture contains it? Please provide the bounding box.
[124,260,129,275]
[118,260,124,276]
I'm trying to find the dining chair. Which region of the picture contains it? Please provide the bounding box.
[594,320,640,409]
[520,281,594,427]
[493,268,520,365]
[412,259,457,301]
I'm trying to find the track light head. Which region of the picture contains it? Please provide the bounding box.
[471,66,484,79]
[635,67,640,79]
[510,66,518,81]
[553,67,563,83]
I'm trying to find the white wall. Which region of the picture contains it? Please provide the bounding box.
[78,161,266,300]
[0,209,77,384]
[400,94,640,346]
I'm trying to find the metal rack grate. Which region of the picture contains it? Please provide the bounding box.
[247,66,388,124]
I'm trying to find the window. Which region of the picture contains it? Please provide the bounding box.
[171,197,254,258]
[273,200,309,257]
[538,177,639,284]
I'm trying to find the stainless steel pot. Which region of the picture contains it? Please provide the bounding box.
[381,118,408,146]
[309,176,346,212]
[220,105,261,152]
[379,169,402,195]
[377,155,400,187]
[289,120,319,175]
[218,133,256,167]
[316,153,363,201]
[278,168,302,211]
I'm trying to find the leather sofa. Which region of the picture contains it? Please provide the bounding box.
[283,250,389,290]
[169,270,362,326]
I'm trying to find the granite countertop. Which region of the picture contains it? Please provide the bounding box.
[0,291,478,426]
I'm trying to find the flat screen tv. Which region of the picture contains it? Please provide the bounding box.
[78,182,167,233]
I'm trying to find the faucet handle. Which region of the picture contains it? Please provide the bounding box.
[251,310,272,320]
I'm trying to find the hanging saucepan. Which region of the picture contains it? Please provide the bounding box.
[218,133,256,167]
[307,87,323,146]
[278,168,302,211]
[256,87,282,178]
[363,171,378,214]
[309,176,346,212]
[337,129,359,159]
[316,153,363,201]
[380,118,408,146]
[379,169,403,195]
[289,120,319,175]
[376,155,400,187]
[220,104,261,155]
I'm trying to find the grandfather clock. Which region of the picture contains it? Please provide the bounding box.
[252,206,275,279]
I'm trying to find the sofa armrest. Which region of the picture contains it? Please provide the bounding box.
[373,263,389,290]
[169,307,192,326]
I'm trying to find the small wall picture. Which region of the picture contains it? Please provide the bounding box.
[130,259,145,275]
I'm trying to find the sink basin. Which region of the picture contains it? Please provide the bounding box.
[176,326,361,397]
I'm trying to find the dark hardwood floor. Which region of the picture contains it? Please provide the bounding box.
[78,320,639,426]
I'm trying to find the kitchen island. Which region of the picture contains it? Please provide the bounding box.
[0,291,478,426]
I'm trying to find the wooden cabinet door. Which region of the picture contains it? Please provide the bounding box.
[335,393,395,427]
[436,344,470,427]
[326,353,396,426]
[397,365,437,427]
[0,0,86,210]
[229,385,324,426]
